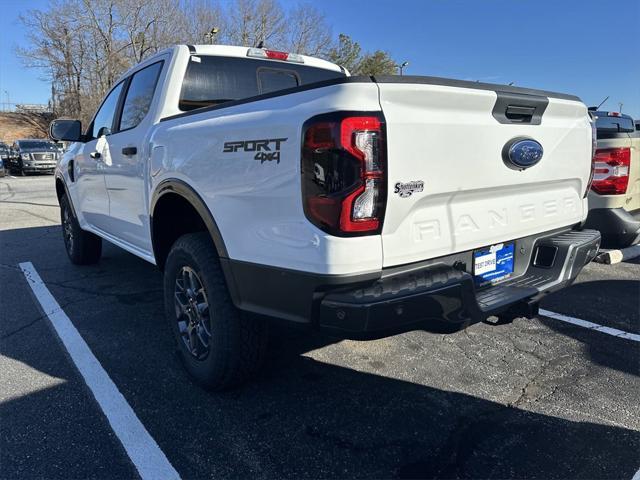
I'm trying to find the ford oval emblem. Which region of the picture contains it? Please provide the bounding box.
[503,138,544,170]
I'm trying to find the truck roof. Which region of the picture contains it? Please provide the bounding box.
[117,44,344,83]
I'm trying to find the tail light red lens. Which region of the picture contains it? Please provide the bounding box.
[591,147,631,195]
[301,113,386,236]
[246,48,304,63]
[264,49,288,61]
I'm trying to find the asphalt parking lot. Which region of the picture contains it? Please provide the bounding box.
[1,174,639,479]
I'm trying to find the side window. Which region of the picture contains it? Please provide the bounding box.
[119,62,163,131]
[88,82,124,139]
[258,69,299,94]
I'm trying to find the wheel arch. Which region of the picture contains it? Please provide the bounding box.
[55,174,77,217]
[150,179,229,271]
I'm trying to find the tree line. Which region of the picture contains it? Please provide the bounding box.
[17,0,398,123]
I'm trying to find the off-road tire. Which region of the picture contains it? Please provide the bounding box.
[164,232,268,391]
[60,194,102,265]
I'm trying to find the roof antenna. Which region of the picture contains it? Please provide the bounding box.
[256,40,264,49]
[596,95,609,110]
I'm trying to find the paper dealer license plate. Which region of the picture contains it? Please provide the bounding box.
[473,242,515,286]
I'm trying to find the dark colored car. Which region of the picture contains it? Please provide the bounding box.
[9,139,60,175]
[0,142,10,174]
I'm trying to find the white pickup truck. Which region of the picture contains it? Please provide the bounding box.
[50,44,600,390]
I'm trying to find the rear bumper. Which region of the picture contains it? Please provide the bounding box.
[584,208,640,248]
[224,227,600,337]
[318,229,600,336]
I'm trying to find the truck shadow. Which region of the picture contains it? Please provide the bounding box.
[541,279,640,377]
[2,225,639,479]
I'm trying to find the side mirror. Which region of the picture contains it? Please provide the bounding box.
[50,119,83,142]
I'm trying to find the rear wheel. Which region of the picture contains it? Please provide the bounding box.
[60,194,102,265]
[164,233,268,390]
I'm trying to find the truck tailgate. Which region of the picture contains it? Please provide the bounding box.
[376,77,592,267]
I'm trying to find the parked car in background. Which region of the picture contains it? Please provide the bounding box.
[584,111,640,247]
[9,139,60,175]
[0,142,10,170]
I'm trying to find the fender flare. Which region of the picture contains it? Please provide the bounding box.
[149,179,229,259]
[55,174,77,218]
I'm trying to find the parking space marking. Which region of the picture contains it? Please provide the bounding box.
[540,309,640,342]
[633,468,640,480]
[19,262,180,480]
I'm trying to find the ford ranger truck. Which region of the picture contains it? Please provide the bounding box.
[49,45,600,390]
[584,111,640,247]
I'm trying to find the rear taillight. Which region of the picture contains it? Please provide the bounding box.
[591,147,631,195]
[301,113,386,236]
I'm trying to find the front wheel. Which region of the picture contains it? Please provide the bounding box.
[164,233,268,390]
[59,194,102,265]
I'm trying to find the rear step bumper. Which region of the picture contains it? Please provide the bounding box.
[318,229,600,337]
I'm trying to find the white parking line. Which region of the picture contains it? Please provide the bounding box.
[19,262,180,480]
[540,309,640,342]
[632,468,640,480]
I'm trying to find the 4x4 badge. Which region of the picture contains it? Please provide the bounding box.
[394,180,424,198]
[222,138,287,164]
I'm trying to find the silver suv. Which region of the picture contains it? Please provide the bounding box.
[10,139,59,175]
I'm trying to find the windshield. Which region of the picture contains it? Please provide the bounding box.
[18,141,57,150]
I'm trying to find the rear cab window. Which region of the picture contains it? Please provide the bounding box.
[594,111,635,137]
[179,56,344,111]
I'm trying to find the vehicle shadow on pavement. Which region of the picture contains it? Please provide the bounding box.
[541,279,640,377]
[2,225,640,479]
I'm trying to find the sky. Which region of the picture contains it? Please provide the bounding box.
[0,0,638,118]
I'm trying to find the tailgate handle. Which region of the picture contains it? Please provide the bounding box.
[492,91,549,125]
[505,105,536,122]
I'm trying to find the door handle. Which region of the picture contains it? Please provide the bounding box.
[89,151,101,159]
[122,146,137,156]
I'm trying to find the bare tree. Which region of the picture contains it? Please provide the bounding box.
[17,0,87,117]
[15,0,394,124]
[177,0,228,45]
[284,3,333,56]
[226,0,286,47]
